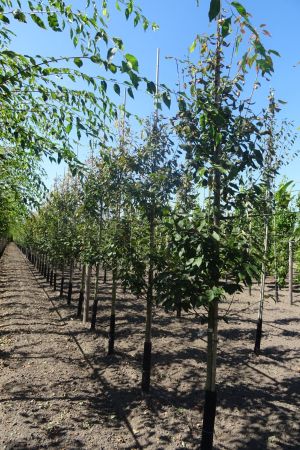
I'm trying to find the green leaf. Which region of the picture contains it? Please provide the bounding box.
[194,256,203,267]
[113,83,120,95]
[0,14,10,24]
[146,81,156,95]
[91,54,101,64]
[108,63,117,74]
[30,14,46,29]
[231,2,248,19]
[221,17,231,38]
[74,58,83,68]
[127,87,134,99]
[13,10,27,23]
[107,47,118,62]
[209,0,221,22]
[212,231,220,241]
[125,53,139,71]
[112,37,124,50]
[66,122,73,134]
[101,80,107,92]
[268,49,281,57]
[48,13,60,31]
[162,92,171,109]
[189,38,197,53]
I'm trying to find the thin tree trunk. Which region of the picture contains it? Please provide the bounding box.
[67,259,74,305]
[273,216,279,302]
[254,219,269,355]
[83,264,91,323]
[141,214,155,392]
[91,264,100,330]
[53,266,57,291]
[201,10,222,449]
[254,93,275,355]
[77,264,86,318]
[60,264,65,297]
[176,301,182,319]
[46,258,50,282]
[108,268,117,355]
[289,240,293,305]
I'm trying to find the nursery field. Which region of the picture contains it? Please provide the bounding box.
[0,243,299,450]
[2,1,300,450]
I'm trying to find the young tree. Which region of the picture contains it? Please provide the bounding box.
[160,2,278,447]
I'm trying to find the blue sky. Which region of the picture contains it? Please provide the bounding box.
[9,0,300,187]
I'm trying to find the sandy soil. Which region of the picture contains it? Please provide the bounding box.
[0,243,299,449]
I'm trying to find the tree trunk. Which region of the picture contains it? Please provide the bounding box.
[254,219,269,355]
[201,9,222,449]
[91,264,100,330]
[77,264,86,318]
[50,263,53,286]
[108,268,117,355]
[83,264,91,323]
[53,266,57,291]
[201,300,219,449]
[67,259,74,305]
[289,240,293,305]
[273,216,279,302]
[141,215,155,393]
[60,264,65,298]
[176,301,182,319]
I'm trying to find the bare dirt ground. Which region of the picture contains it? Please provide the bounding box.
[0,243,299,450]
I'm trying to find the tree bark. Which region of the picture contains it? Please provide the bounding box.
[108,268,117,355]
[91,264,100,330]
[67,259,74,305]
[77,264,86,318]
[83,264,91,323]
[289,240,293,305]
[254,219,268,355]
[142,212,155,393]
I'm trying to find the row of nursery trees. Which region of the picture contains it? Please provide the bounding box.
[18,111,299,450]
[1,1,299,448]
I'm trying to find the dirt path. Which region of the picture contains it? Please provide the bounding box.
[0,243,299,449]
[0,244,140,449]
